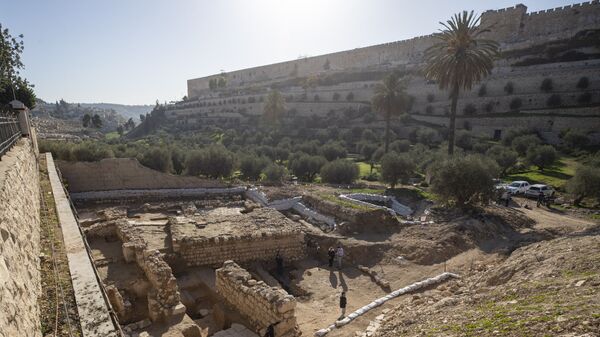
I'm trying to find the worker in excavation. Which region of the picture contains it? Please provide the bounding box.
[276,251,284,276]
[328,247,336,267]
[335,245,344,269]
[339,292,347,318]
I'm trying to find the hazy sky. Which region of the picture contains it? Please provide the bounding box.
[2,0,576,105]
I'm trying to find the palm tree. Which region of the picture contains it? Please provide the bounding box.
[424,11,499,155]
[263,90,285,125]
[371,72,409,153]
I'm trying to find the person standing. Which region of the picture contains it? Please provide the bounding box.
[275,251,283,276]
[339,292,347,318]
[537,192,544,207]
[335,246,344,269]
[328,247,335,267]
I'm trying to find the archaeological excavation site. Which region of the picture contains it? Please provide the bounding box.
[2,108,600,337]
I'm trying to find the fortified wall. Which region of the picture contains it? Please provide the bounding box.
[216,261,299,337]
[0,139,41,337]
[187,1,600,96]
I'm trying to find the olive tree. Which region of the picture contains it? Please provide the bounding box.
[429,155,499,207]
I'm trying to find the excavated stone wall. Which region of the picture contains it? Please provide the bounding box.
[216,261,299,337]
[0,139,41,337]
[115,220,184,321]
[171,226,305,267]
[302,194,400,233]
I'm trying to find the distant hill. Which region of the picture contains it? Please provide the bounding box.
[77,103,153,120]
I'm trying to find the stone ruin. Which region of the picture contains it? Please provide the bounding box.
[216,261,299,337]
[115,219,185,322]
[170,207,306,267]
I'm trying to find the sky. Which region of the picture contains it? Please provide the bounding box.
[1,0,578,105]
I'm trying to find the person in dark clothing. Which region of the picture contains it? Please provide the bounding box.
[276,251,283,276]
[328,247,335,267]
[537,192,544,207]
[339,292,347,318]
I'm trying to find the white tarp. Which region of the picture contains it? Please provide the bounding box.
[338,193,413,217]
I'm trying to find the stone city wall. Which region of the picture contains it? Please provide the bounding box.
[57,157,225,192]
[0,139,41,337]
[171,226,305,267]
[175,58,599,126]
[115,220,184,322]
[216,261,299,337]
[188,2,600,97]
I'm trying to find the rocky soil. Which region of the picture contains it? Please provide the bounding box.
[373,207,600,337]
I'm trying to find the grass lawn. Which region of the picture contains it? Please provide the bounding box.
[104,131,120,140]
[356,161,379,176]
[506,156,577,189]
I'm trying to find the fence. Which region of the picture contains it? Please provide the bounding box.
[0,111,21,158]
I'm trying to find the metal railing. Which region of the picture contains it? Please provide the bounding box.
[0,111,21,158]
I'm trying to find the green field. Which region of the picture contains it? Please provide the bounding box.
[356,161,380,177]
[104,131,120,140]
[506,157,577,189]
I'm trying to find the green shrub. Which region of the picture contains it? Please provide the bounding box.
[288,154,327,182]
[509,97,522,111]
[547,94,561,107]
[346,92,354,101]
[140,147,172,173]
[263,164,287,184]
[389,140,411,153]
[320,160,359,184]
[504,82,514,95]
[486,145,518,176]
[239,155,269,181]
[566,165,600,206]
[541,78,553,93]
[71,142,114,162]
[380,153,415,188]
[320,142,347,161]
[562,130,590,149]
[185,145,234,178]
[526,145,557,171]
[429,155,499,207]
[455,130,474,151]
[511,134,541,156]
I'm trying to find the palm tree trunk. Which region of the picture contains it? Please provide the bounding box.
[384,109,391,153]
[448,85,459,155]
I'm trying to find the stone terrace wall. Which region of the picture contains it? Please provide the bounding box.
[57,158,225,192]
[115,220,184,321]
[0,139,41,337]
[216,261,299,337]
[171,223,305,267]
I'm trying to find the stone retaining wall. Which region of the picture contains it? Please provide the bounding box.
[216,261,299,337]
[0,139,41,337]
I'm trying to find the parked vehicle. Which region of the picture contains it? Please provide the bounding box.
[525,184,555,198]
[506,180,530,195]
